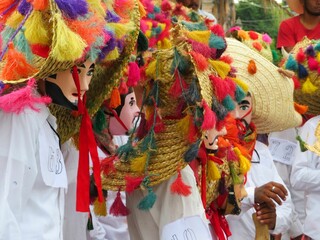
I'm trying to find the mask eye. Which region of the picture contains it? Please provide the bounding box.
[87,69,94,76]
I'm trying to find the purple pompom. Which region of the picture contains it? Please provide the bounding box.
[305,45,316,57]
[55,0,88,19]
[18,0,32,15]
[106,10,121,23]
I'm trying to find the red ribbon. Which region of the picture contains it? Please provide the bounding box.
[207,203,231,240]
[72,66,104,212]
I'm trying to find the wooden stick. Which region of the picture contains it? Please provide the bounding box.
[252,212,270,240]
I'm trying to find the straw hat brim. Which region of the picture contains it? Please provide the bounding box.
[287,0,304,14]
[50,1,141,144]
[223,38,302,134]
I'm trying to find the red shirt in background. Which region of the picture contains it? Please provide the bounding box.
[277,15,320,49]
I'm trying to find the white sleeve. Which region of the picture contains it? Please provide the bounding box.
[291,119,320,192]
[0,111,39,239]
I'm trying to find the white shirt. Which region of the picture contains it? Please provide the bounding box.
[227,141,293,239]
[0,104,66,240]
[291,116,320,239]
[198,9,217,23]
[268,129,304,238]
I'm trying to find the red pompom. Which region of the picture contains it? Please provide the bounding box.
[170,170,192,196]
[125,175,144,193]
[109,190,130,216]
[248,31,259,40]
[201,100,216,130]
[127,62,141,87]
[296,48,306,63]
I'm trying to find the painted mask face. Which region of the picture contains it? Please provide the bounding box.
[230,94,253,130]
[224,175,248,215]
[46,60,95,107]
[109,91,140,135]
[203,126,227,152]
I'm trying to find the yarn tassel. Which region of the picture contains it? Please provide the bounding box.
[190,51,208,71]
[138,0,146,17]
[87,213,93,230]
[201,100,216,130]
[209,60,231,79]
[24,10,50,45]
[184,139,201,162]
[131,153,148,172]
[109,87,121,109]
[229,164,242,184]
[51,13,87,61]
[301,77,318,94]
[222,95,235,111]
[93,198,107,216]
[138,188,157,210]
[170,170,192,196]
[296,48,306,63]
[209,75,230,101]
[87,0,105,17]
[93,109,106,133]
[169,71,188,97]
[28,0,49,10]
[234,147,251,174]
[298,63,308,79]
[109,190,130,216]
[6,11,24,28]
[285,55,298,71]
[125,175,144,193]
[1,42,37,80]
[55,0,88,19]
[127,62,140,87]
[118,79,128,95]
[207,159,221,181]
[291,75,301,89]
[308,57,318,71]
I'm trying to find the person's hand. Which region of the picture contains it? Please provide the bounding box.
[254,203,276,230]
[254,181,288,208]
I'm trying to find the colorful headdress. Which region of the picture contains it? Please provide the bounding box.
[282,37,320,116]
[228,27,274,62]
[223,38,302,133]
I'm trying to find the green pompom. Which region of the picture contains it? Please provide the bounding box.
[138,188,157,210]
[222,95,235,111]
[137,30,149,52]
[93,109,106,133]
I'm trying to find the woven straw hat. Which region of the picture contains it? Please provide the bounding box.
[287,0,304,14]
[223,38,302,134]
[282,37,320,116]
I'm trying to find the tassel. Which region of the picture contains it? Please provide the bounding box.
[127,62,140,87]
[104,47,119,61]
[220,55,233,64]
[138,188,157,210]
[209,75,229,101]
[285,55,298,71]
[184,139,201,162]
[28,0,49,10]
[230,164,242,184]
[138,0,146,17]
[87,213,94,230]
[298,63,308,79]
[153,113,165,133]
[186,78,201,104]
[209,60,231,79]
[294,102,308,114]
[6,11,24,28]
[14,30,33,62]
[1,42,37,80]
[301,77,317,94]
[235,85,246,103]
[0,78,51,113]
[291,75,301,89]
[171,48,191,75]
[109,190,130,216]
[262,33,272,44]
[117,141,134,160]
[108,22,135,39]
[218,174,227,194]
[252,42,262,52]
[169,71,188,97]
[125,175,144,193]
[305,45,315,57]
[170,170,192,196]
[55,0,88,19]
[237,29,249,40]
[93,198,107,216]
[87,0,106,17]
[51,13,87,61]
[234,147,251,174]
[296,135,308,152]
[201,100,216,130]
[210,24,225,37]
[227,148,238,161]
[161,0,172,11]
[178,114,192,137]
[113,0,135,19]
[207,159,221,181]
[247,60,257,75]
[308,57,318,71]
[208,33,225,49]
[296,48,306,63]
[190,40,211,58]
[186,30,211,44]
[131,153,148,173]
[24,10,50,45]
[18,0,31,16]
[190,51,208,71]
[222,95,235,111]
[140,132,156,152]
[145,59,156,79]
[136,113,147,139]
[188,117,198,143]
[232,77,249,93]
[137,30,149,52]
[93,109,106,133]
[118,79,128,95]
[109,87,121,109]
[248,31,258,40]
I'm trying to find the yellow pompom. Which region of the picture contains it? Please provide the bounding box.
[186,30,211,44]
[302,77,318,94]
[51,13,87,61]
[233,147,251,174]
[24,11,50,45]
[6,11,24,29]
[209,59,231,79]
[93,198,107,216]
[231,77,249,93]
[131,154,148,172]
[207,159,221,181]
[104,48,120,61]
[87,0,106,17]
[145,60,157,79]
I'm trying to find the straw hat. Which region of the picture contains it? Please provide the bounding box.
[282,37,320,116]
[223,38,302,134]
[229,28,274,62]
[287,0,304,14]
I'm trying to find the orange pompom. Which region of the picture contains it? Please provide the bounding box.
[294,102,308,114]
[1,42,37,80]
[190,51,208,71]
[247,60,257,75]
[252,41,262,52]
[109,87,121,109]
[27,0,48,10]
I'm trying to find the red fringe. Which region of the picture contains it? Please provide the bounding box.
[170,170,192,196]
[169,71,188,97]
[209,75,229,101]
[201,100,216,130]
[31,44,50,58]
[210,24,224,37]
[190,51,208,71]
[125,175,144,193]
[109,190,130,216]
